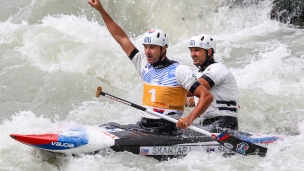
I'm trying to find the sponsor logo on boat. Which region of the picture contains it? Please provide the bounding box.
[151,146,191,155]
[51,142,74,148]
[140,144,221,156]
[140,148,149,155]
[223,143,233,149]
[236,142,249,154]
[206,147,215,153]
[139,146,190,155]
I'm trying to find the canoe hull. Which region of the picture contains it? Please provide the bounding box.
[10,122,282,160]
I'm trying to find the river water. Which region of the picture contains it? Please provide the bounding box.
[1,0,304,170]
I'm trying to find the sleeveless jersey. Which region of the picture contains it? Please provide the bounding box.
[132,51,197,119]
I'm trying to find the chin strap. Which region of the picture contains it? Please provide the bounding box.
[151,57,178,69]
[198,49,216,72]
[151,47,176,69]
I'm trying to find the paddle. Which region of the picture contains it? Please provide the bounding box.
[95,86,267,156]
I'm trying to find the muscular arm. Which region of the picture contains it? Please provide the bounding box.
[178,84,213,129]
[184,77,211,108]
[198,77,211,90]
[88,0,135,56]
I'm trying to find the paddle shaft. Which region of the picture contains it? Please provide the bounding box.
[95,86,267,156]
[98,89,213,137]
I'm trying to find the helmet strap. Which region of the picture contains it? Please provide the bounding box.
[198,49,216,72]
[151,47,176,69]
[151,46,165,68]
[151,57,177,69]
[159,47,164,62]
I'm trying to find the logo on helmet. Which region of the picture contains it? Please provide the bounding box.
[144,37,152,43]
[148,29,156,34]
[205,42,210,47]
[189,40,195,46]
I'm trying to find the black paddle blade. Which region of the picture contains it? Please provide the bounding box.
[216,133,267,156]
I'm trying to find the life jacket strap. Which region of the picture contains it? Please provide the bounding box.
[216,100,237,106]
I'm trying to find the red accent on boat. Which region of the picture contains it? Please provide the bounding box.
[211,134,219,140]
[10,134,59,145]
[218,134,230,141]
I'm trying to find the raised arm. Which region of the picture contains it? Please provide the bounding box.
[88,0,136,56]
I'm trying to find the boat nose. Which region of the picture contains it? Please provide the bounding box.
[10,134,17,139]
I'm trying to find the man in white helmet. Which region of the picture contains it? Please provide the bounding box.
[186,34,239,132]
[88,0,213,134]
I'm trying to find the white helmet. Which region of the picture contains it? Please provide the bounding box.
[188,34,216,52]
[142,29,168,47]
